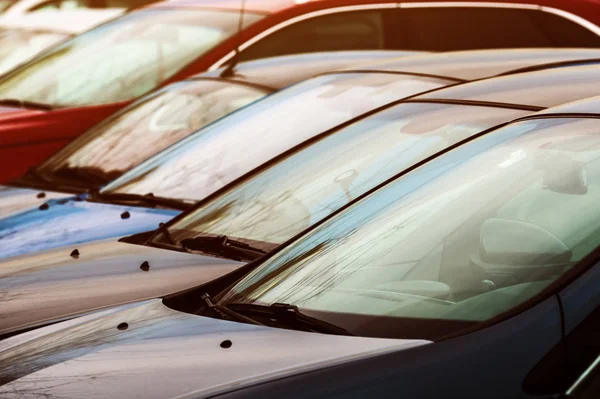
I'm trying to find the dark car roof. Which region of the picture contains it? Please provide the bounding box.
[196,50,426,90]
[414,65,600,109]
[344,48,600,81]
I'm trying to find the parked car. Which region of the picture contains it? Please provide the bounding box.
[1,94,600,399]
[4,63,600,337]
[2,0,600,182]
[0,8,126,76]
[0,50,413,219]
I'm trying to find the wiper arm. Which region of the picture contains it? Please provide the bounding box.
[94,192,193,211]
[180,235,266,262]
[200,293,264,326]
[226,302,354,336]
[0,98,53,110]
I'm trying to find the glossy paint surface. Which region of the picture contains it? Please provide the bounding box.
[355,48,600,80]
[0,299,429,398]
[0,186,71,219]
[0,198,178,260]
[421,65,600,108]
[0,102,122,182]
[0,243,243,335]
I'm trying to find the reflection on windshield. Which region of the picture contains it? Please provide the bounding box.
[0,29,68,75]
[38,79,267,183]
[103,73,453,201]
[0,9,264,107]
[220,118,600,339]
[163,103,527,248]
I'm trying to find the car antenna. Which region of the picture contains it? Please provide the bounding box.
[220,0,246,78]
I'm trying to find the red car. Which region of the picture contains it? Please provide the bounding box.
[1,0,600,183]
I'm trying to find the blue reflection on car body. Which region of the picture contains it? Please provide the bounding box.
[0,196,179,260]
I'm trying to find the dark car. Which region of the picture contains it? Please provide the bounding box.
[2,0,600,182]
[2,94,600,399]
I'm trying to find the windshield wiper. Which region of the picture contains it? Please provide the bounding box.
[200,293,264,326]
[0,98,53,111]
[226,302,354,336]
[94,192,193,211]
[180,235,266,262]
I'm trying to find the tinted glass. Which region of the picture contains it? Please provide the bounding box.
[396,8,600,51]
[239,10,393,61]
[162,103,526,250]
[103,73,451,201]
[0,9,264,107]
[37,79,267,183]
[0,29,68,75]
[221,118,600,339]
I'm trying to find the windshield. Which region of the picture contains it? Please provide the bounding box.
[220,117,600,340]
[103,72,453,201]
[37,79,268,184]
[0,9,264,107]
[159,102,527,251]
[0,29,69,76]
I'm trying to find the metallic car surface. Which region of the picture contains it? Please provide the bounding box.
[0,299,430,398]
[0,243,243,336]
[0,187,70,219]
[349,47,600,80]
[0,198,178,259]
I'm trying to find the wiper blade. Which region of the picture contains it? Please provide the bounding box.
[226,302,354,336]
[180,235,266,262]
[0,98,53,110]
[200,293,264,326]
[94,192,193,211]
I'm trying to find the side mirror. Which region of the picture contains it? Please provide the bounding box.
[480,218,572,265]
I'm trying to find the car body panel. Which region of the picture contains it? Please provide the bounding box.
[0,186,71,219]
[418,65,600,108]
[0,243,244,336]
[0,299,430,398]
[0,198,178,260]
[202,50,426,90]
[351,48,600,80]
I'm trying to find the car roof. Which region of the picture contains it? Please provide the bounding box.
[536,95,600,115]
[343,48,600,81]
[195,50,427,90]
[414,65,600,109]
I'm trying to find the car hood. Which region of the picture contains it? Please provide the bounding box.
[0,240,244,336]
[0,186,72,219]
[0,300,430,399]
[0,198,179,260]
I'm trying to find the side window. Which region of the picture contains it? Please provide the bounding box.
[239,10,395,62]
[396,7,600,51]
